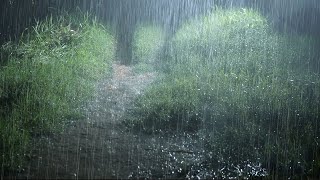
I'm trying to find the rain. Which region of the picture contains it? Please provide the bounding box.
[0,0,320,179]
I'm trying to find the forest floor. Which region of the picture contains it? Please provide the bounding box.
[17,62,208,179]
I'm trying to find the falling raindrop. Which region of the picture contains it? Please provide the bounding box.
[1,0,320,179]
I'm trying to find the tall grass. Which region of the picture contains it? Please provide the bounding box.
[0,12,115,171]
[132,24,165,73]
[127,8,320,178]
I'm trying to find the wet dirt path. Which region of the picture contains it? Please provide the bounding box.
[18,63,158,179]
[18,63,209,179]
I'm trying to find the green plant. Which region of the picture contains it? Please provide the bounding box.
[127,74,201,133]
[0,12,115,171]
[132,24,165,72]
[127,8,320,178]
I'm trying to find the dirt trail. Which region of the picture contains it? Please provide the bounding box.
[18,63,209,179]
[19,63,158,179]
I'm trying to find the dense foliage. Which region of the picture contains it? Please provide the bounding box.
[0,12,115,171]
[127,8,320,178]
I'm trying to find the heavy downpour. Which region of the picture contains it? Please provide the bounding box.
[1,0,320,179]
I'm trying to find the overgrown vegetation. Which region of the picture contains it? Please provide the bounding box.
[0,12,115,171]
[127,8,320,178]
[132,24,165,73]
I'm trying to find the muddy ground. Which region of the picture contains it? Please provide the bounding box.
[14,63,213,179]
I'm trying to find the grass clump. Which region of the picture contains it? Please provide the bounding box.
[127,75,201,133]
[0,12,115,171]
[132,24,165,73]
[128,8,320,178]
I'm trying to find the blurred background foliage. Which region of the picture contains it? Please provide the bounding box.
[1,0,320,64]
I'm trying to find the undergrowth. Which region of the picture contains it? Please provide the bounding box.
[0,12,115,171]
[132,24,165,73]
[127,8,320,178]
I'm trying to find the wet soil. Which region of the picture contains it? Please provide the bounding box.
[15,63,210,179]
[11,62,270,179]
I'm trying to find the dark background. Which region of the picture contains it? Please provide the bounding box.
[1,0,319,63]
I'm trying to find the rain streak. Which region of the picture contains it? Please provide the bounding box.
[0,0,320,179]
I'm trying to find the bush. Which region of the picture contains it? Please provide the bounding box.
[0,12,115,171]
[127,8,320,177]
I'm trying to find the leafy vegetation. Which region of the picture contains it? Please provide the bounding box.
[127,8,320,178]
[132,24,165,73]
[0,12,115,171]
